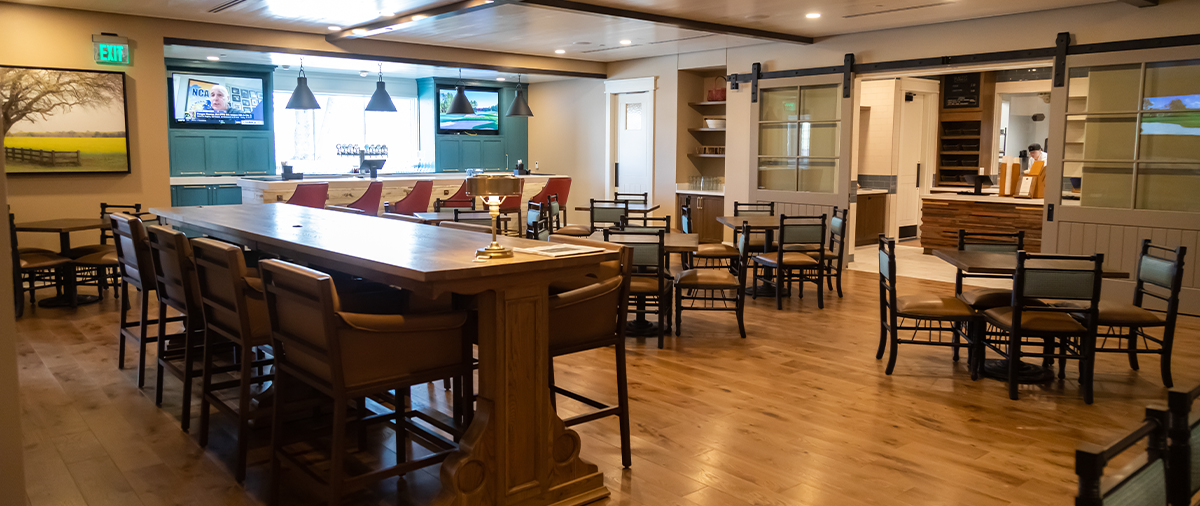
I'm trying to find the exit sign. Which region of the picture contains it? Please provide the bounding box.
[92,34,130,65]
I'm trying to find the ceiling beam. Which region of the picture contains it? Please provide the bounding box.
[326,0,507,42]
[516,0,813,44]
[1117,0,1158,6]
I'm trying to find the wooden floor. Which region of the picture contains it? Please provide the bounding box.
[16,269,1200,506]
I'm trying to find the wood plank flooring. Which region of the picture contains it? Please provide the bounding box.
[15,269,1200,505]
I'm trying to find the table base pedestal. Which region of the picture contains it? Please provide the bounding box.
[981,359,1054,384]
[37,294,101,308]
[626,318,665,337]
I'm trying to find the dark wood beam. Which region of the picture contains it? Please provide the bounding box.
[517,0,813,44]
[1117,0,1158,6]
[326,0,508,42]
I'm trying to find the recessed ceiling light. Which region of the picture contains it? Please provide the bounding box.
[206,56,220,61]
[619,39,632,45]
[352,28,368,35]
[496,77,506,81]
[360,70,369,77]
[806,12,821,18]
[554,49,566,54]
[327,25,341,31]
[411,14,428,20]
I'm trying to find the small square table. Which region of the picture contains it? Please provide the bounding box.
[15,218,108,308]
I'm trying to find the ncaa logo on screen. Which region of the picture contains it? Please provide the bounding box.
[190,86,209,98]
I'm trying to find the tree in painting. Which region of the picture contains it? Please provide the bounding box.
[1,67,127,173]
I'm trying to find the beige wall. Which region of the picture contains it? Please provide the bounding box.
[857,79,900,177]
[526,78,607,224]
[0,3,605,250]
[0,152,25,505]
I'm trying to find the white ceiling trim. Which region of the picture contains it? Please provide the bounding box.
[604,76,657,94]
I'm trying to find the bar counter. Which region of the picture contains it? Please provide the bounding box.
[920,193,1044,253]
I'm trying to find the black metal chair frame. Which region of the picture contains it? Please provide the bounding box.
[877,235,980,376]
[674,223,749,340]
[526,201,551,240]
[818,207,849,298]
[454,208,507,235]
[1092,240,1186,388]
[589,199,630,234]
[604,228,670,348]
[619,214,670,232]
[753,214,826,310]
[1076,407,1170,506]
[1166,384,1200,506]
[434,197,477,211]
[984,251,1103,403]
[733,201,774,254]
[614,191,648,205]
[954,230,1025,296]
[10,213,68,318]
[680,200,737,271]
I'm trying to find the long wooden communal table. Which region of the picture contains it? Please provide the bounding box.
[152,203,613,506]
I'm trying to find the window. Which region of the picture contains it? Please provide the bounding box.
[1064,59,1200,211]
[273,91,422,172]
[757,84,841,193]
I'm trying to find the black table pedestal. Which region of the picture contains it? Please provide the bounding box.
[981,359,1054,384]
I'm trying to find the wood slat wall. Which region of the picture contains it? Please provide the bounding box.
[1057,221,1198,289]
[919,199,1043,252]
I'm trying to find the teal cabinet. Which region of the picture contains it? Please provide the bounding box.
[481,139,505,167]
[436,138,462,172]
[169,130,275,176]
[420,78,528,173]
[171,184,244,206]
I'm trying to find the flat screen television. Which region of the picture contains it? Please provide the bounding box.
[1141,94,1200,137]
[438,87,500,134]
[170,72,268,129]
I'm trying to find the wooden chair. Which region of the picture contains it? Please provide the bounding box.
[546,240,633,468]
[540,177,572,224]
[453,208,506,235]
[674,223,749,340]
[388,180,433,215]
[681,200,738,269]
[614,191,647,204]
[145,224,207,431]
[433,181,474,211]
[554,199,628,237]
[9,213,70,318]
[260,259,472,506]
[604,228,670,348]
[343,181,384,215]
[192,238,274,483]
[734,201,774,253]
[285,183,329,209]
[66,203,149,295]
[1085,240,1185,387]
[547,194,564,230]
[110,213,183,388]
[619,215,670,232]
[984,251,1103,403]
[877,235,979,376]
[752,214,826,310]
[955,230,1025,310]
[812,207,848,298]
[1076,407,1170,506]
[1166,384,1200,506]
[526,202,551,240]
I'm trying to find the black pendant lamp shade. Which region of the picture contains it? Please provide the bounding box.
[365,64,397,112]
[286,60,320,110]
[447,70,476,115]
[506,75,533,117]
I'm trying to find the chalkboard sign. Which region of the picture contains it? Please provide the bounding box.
[944,73,981,109]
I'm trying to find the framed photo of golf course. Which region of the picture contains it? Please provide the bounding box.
[1,65,131,174]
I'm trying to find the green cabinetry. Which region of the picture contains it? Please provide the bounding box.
[418,79,528,173]
[170,184,243,207]
[168,130,274,176]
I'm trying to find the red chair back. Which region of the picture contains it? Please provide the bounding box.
[390,180,433,215]
[347,181,384,215]
[540,177,571,208]
[286,183,328,209]
[438,181,473,209]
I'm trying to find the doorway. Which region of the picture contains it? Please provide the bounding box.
[604,77,657,206]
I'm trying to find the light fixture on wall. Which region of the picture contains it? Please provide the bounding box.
[365,64,397,112]
[505,75,533,117]
[447,69,475,115]
[285,59,320,110]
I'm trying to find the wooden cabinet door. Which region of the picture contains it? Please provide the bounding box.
[695,196,725,243]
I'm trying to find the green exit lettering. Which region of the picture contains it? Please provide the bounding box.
[94,43,130,65]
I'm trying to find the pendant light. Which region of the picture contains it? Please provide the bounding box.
[285,59,320,110]
[447,69,475,115]
[505,74,534,117]
[365,63,397,112]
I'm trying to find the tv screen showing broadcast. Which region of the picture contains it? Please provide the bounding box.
[171,73,266,127]
[437,87,500,134]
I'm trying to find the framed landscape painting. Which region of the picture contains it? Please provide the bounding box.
[1,65,131,174]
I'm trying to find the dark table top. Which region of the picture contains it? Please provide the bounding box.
[14,218,107,233]
[932,249,1130,279]
[716,215,779,229]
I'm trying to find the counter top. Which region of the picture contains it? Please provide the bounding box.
[675,188,724,197]
[857,189,888,196]
[170,176,245,185]
[922,193,1044,206]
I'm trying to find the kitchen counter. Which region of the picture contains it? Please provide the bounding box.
[920,195,1044,253]
[238,173,562,215]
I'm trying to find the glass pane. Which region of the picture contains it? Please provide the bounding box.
[800,122,839,157]
[759,123,797,156]
[758,158,797,191]
[1137,163,1200,211]
[798,159,837,193]
[1079,162,1133,208]
[1142,60,1200,110]
[625,103,642,130]
[760,88,799,121]
[800,85,840,121]
[1140,112,1200,162]
[1072,114,1137,160]
[1076,64,1141,112]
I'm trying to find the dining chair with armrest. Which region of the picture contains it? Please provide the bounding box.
[388,180,433,216]
[526,202,551,240]
[1075,407,1170,506]
[285,183,330,209]
[1166,384,1200,506]
[9,213,71,318]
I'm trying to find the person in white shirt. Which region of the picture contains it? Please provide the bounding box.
[1028,143,1047,163]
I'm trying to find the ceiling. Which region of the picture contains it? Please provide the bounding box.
[164,44,572,82]
[8,0,1117,62]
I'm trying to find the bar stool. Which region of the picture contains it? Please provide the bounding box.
[145,224,207,432]
[388,180,433,215]
[191,238,274,483]
[110,213,183,388]
[343,181,384,215]
[285,183,329,209]
[260,259,473,505]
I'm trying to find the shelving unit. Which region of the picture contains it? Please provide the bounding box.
[677,68,728,241]
[936,73,995,187]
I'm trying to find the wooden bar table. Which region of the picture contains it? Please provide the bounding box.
[14,218,108,308]
[152,203,611,506]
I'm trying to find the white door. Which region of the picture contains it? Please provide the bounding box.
[616,92,652,201]
[896,94,924,229]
